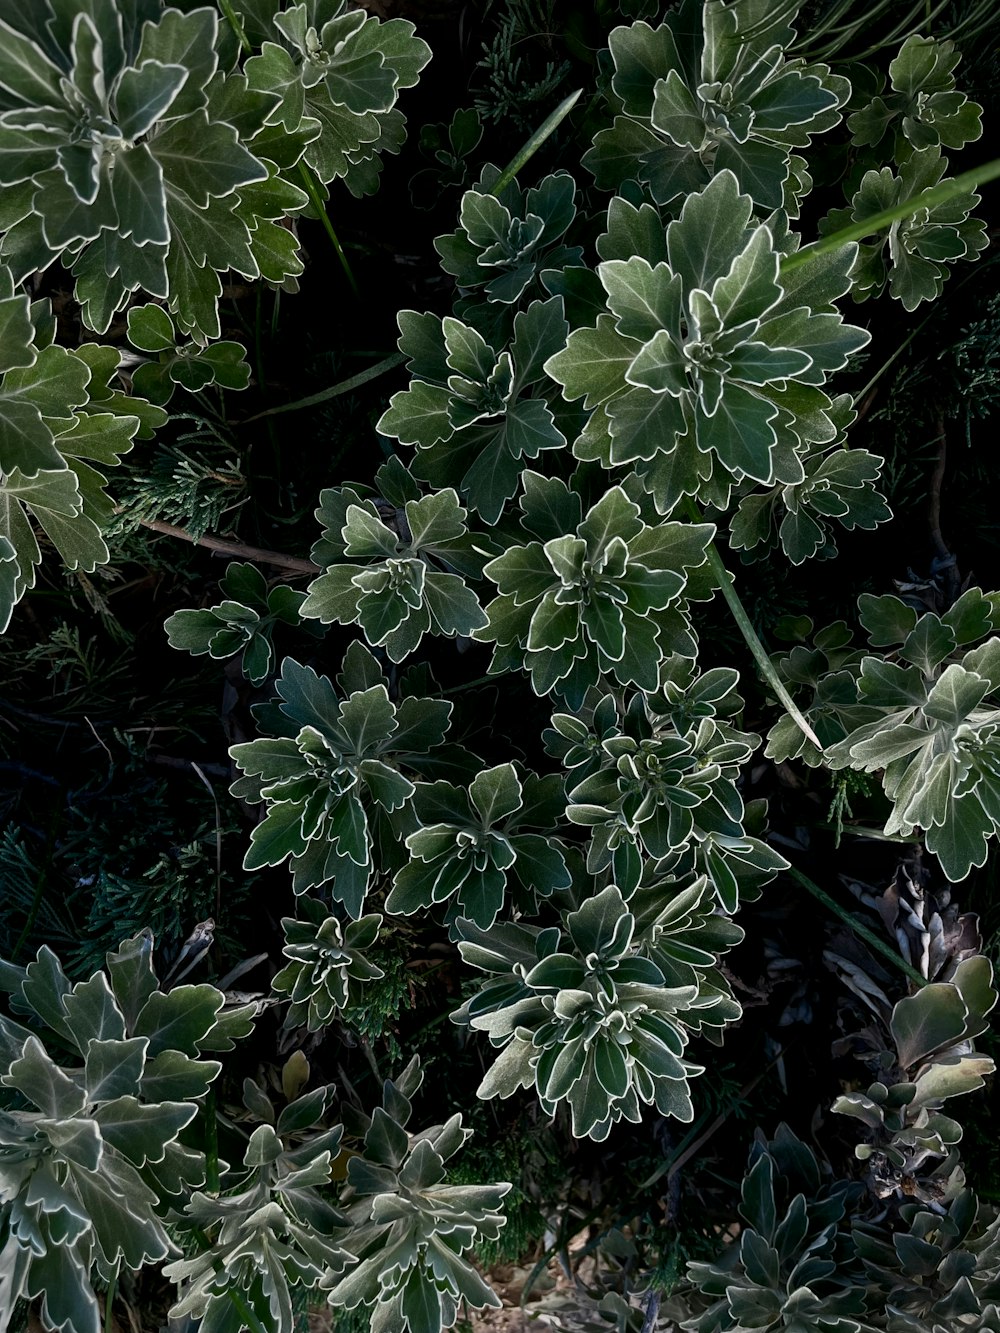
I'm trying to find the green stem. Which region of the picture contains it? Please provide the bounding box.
[205,1086,220,1194]
[218,0,252,54]
[243,351,405,422]
[788,866,927,987]
[104,1265,118,1333]
[783,155,1000,272]
[298,162,358,294]
[489,89,582,196]
[686,502,822,750]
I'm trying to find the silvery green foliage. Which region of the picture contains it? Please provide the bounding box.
[385,763,570,934]
[434,168,582,305]
[544,173,873,519]
[764,617,869,766]
[682,1125,872,1333]
[165,1079,352,1333]
[474,472,714,708]
[628,872,744,1045]
[823,146,988,311]
[325,1057,510,1333]
[848,34,983,156]
[229,643,455,912]
[126,303,251,406]
[0,2,306,338]
[452,884,733,1140]
[729,395,891,564]
[560,670,785,913]
[168,1058,508,1333]
[833,956,996,1182]
[376,297,573,524]
[0,264,163,634]
[0,933,254,1333]
[165,560,309,686]
[272,898,384,1030]
[767,592,1000,880]
[822,590,1000,882]
[243,0,431,195]
[300,459,489,660]
[854,1190,1000,1333]
[584,0,848,212]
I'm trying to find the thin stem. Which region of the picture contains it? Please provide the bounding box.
[298,162,358,294]
[783,156,1000,271]
[243,351,405,422]
[218,0,252,54]
[788,866,927,988]
[104,1265,118,1333]
[686,502,822,750]
[135,517,320,574]
[205,1086,220,1194]
[489,88,582,196]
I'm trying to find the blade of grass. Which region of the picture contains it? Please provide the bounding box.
[489,88,582,196]
[788,865,927,987]
[784,155,1000,271]
[298,161,358,294]
[243,351,405,422]
[218,0,252,53]
[686,501,823,751]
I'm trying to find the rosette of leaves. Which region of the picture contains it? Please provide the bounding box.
[434,168,582,305]
[833,955,996,1185]
[730,395,892,564]
[229,645,454,912]
[0,933,254,1333]
[376,297,573,524]
[452,885,716,1140]
[848,34,983,156]
[125,304,251,407]
[584,1,848,211]
[0,265,163,634]
[243,0,432,193]
[629,873,744,1044]
[409,106,482,210]
[564,695,761,911]
[0,3,306,338]
[823,146,988,311]
[385,762,570,934]
[165,561,310,686]
[473,473,714,708]
[764,617,871,767]
[299,460,488,659]
[852,1190,1000,1333]
[325,1056,509,1333]
[544,175,871,517]
[682,1124,870,1333]
[272,897,384,1031]
[165,1078,351,1333]
[825,589,1000,881]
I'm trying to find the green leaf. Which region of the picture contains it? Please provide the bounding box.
[858,593,918,646]
[891,983,969,1069]
[4,1034,86,1118]
[665,171,753,298]
[901,613,957,675]
[544,315,642,410]
[115,60,189,140]
[469,764,522,827]
[133,985,224,1058]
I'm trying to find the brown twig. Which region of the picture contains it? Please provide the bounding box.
[136,518,320,575]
